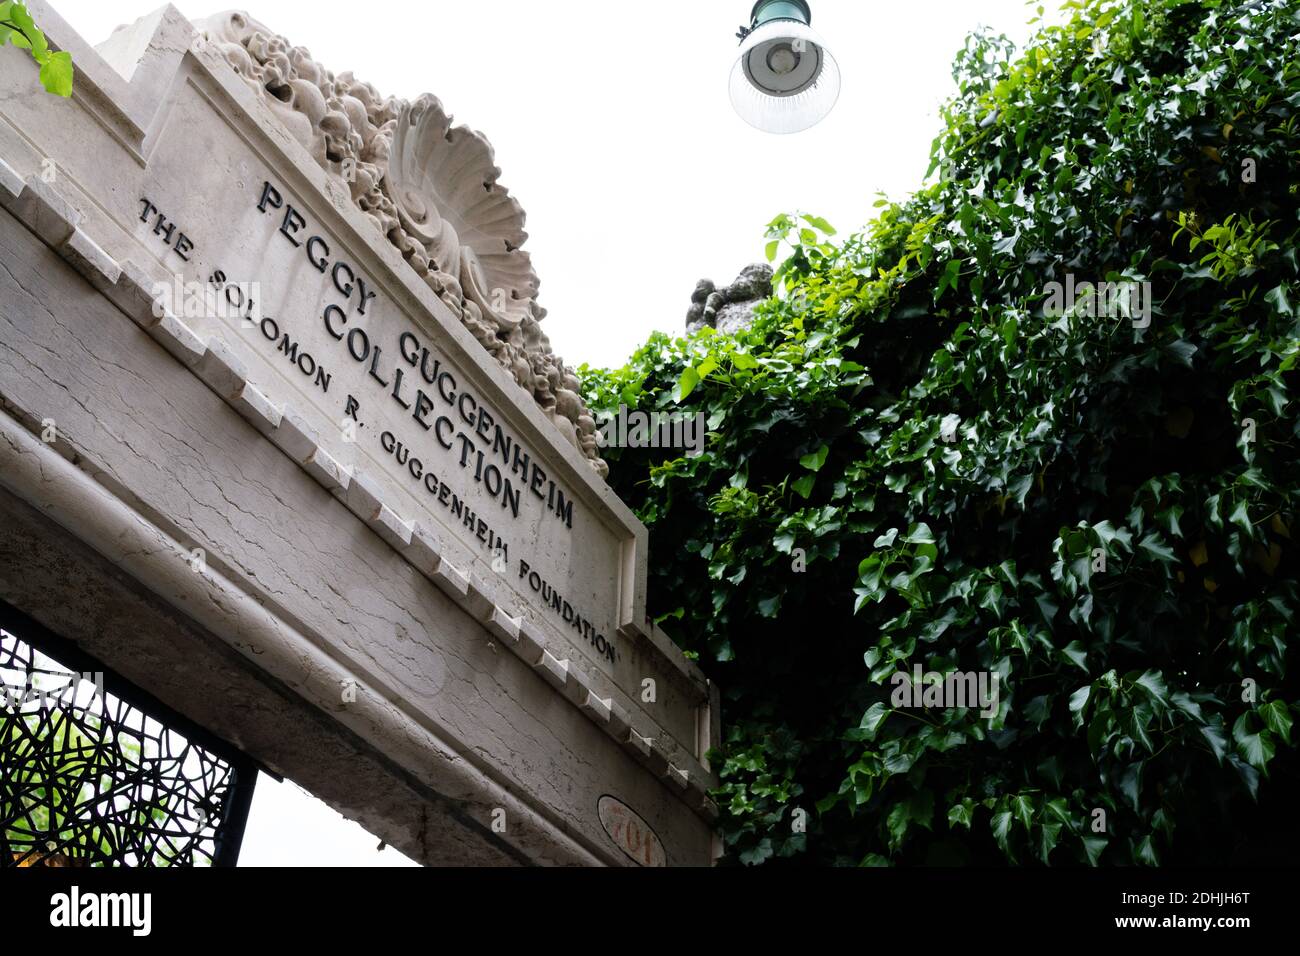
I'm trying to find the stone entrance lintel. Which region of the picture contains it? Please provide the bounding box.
[0,2,720,866]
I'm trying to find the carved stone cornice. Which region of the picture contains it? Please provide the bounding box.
[197,10,607,476]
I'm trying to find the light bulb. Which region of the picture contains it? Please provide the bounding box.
[729,1,841,134]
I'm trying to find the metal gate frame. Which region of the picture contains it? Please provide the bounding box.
[0,599,258,867]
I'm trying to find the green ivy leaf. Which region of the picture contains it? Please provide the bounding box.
[948,798,975,830]
[1260,700,1293,746]
[1232,713,1275,771]
[1038,822,1062,864]
[1061,641,1089,673]
[886,802,911,851]
[1200,719,1229,765]
[799,445,830,472]
[802,214,837,236]
[38,48,72,97]
[1081,834,1108,866]
[859,701,890,740]
[1133,670,1168,707]
[1138,533,1177,565]
[676,366,700,401]
[738,838,774,866]
[1264,283,1293,316]
[1011,794,1034,831]
[990,810,1014,857]
[1068,685,1091,725]
[1134,834,1159,867]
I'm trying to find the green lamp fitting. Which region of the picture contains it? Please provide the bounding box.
[750,0,812,29]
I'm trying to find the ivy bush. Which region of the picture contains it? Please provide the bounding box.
[582,0,1300,865]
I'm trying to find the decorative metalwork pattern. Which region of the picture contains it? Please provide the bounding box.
[0,611,255,867]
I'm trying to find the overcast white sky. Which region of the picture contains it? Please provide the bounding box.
[57,0,1040,369]
[50,0,1041,866]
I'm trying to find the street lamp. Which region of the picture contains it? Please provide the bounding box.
[729,0,841,134]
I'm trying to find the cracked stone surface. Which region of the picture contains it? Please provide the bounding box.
[0,213,714,864]
[0,1,718,867]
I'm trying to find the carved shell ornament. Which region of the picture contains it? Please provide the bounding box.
[195,11,607,477]
[390,96,536,334]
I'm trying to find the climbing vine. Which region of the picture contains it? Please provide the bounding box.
[583,0,1300,865]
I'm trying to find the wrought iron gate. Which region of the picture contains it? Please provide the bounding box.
[0,601,257,867]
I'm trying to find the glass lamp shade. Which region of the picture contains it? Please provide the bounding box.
[729,18,840,134]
